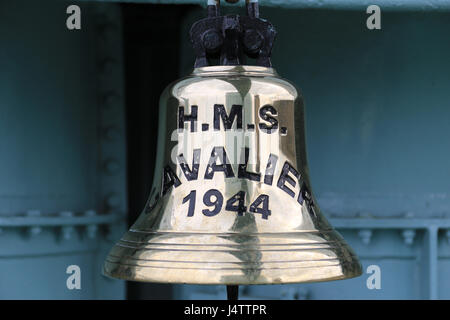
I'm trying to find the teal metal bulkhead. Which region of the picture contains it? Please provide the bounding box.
[0,1,126,299]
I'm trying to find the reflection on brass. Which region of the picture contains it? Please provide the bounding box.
[103,66,362,285]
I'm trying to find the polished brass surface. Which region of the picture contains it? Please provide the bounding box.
[103,65,362,284]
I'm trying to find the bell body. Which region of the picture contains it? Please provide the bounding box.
[104,65,362,284]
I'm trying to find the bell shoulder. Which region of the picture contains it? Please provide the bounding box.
[158,74,198,103]
[270,75,304,102]
[158,71,304,106]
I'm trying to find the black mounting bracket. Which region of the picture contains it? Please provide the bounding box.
[190,0,276,68]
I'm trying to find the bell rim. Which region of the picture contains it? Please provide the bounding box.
[102,229,362,285]
[192,65,277,77]
[103,259,362,285]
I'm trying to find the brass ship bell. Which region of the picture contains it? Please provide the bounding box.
[104,0,362,286]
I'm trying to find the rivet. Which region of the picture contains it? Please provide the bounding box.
[103,159,120,175]
[84,210,98,239]
[103,126,121,141]
[26,210,41,217]
[28,227,42,236]
[358,229,372,245]
[84,210,97,217]
[61,226,75,240]
[403,212,415,219]
[87,225,98,239]
[96,22,117,42]
[103,92,121,109]
[99,58,117,75]
[357,212,373,219]
[105,193,121,210]
[59,211,74,218]
[58,211,75,240]
[26,210,42,236]
[401,229,416,245]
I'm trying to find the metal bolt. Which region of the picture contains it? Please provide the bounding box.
[358,229,373,245]
[87,225,98,239]
[84,210,97,217]
[103,126,121,141]
[202,29,223,54]
[243,29,264,55]
[105,193,121,210]
[103,92,121,109]
[61,226,75,240]
[99,58,116,75]
[401,229,416,246]
[357,212,373,219]
[59,211,74,218]
[26,210,41,217]
[403,212,415,219]
[59,211,75,240]
[26,210,42,236]
[103,159,120,175]
[84,210,99,239]
[96,21,117,43]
